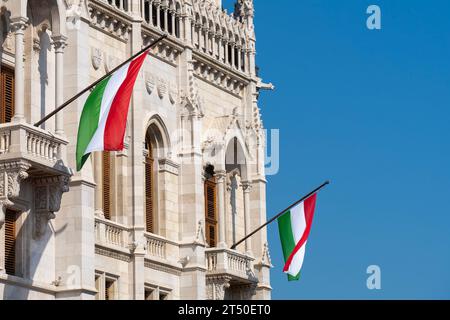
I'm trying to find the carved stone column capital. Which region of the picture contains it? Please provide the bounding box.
[51,35,68,53]
[9,17,29,35]
[241,181,253,193]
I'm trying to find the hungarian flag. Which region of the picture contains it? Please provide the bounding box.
[76,50,149,171]
[277,194,317,281]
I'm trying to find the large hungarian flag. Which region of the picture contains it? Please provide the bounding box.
[277,194,317,281]
[76,50,149,171]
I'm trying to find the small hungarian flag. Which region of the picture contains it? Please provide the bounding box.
[277,194,317,281]
[76,50,149,171]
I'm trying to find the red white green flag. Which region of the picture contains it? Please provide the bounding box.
[76,50,149,171]
[277,194,317,281]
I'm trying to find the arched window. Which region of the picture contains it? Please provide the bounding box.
[145,139,155,233]
[204,165,218,248]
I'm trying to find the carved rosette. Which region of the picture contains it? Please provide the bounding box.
[206,276,231,300]
[33,175,70,239]
[0,161,31,227]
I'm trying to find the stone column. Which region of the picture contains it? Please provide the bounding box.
[242,181,252,255]
[224,40,229,64]
[216,170,227,248]
[10,17,28,123]
[149,0,154,25]
[52,35,68,136]
[156,1,161,29]
[231,43,236,69]
[170,10,176,35]
[237,46,242,71]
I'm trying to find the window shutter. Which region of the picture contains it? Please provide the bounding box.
[204,180,217,247]
[1,66,15,123]
[4,210,17,276]
[145,142,154,233]
[102,151,111,220]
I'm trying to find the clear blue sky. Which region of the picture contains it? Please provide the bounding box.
[224,0,450,299]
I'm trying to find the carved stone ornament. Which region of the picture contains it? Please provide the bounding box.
[206,276,231,300]
[0,161,31,226]
[105,54,120,73]
[145,72,156,95]
[33,175,70,239]
[91,47,103,70]
[157,78,168,99]
[169,83,178,105]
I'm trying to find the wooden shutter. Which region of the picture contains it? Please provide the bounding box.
[145,141,154,233]
[105,279,114,300]
[4,210,17,276]
[1,66,15,123]
[204,179,217,247]
[102,151,111,220]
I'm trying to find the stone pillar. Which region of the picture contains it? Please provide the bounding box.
[10,17,28,123]
[156,1,161,29]
[170,10,176,35]
[216,170,227,248]
[224,40,229,64]
[242,181,252,255]
[52,35,68,136]
[237,47,242,71]
[231,43,236,68]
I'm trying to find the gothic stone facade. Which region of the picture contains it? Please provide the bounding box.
[0,0,272,300]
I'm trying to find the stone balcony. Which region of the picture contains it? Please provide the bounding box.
[0,122,72,237]
[205,248,257,285]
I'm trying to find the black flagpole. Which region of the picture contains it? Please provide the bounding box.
[231,180,330,250]
[34,33,168,128]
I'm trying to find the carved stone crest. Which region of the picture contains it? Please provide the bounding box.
[145,72,156,95]
[157,78,168,99]
[169,83,178,105]
[91,47,103,70]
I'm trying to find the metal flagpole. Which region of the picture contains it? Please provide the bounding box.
[231,180,330,250]
[34,34,168,128]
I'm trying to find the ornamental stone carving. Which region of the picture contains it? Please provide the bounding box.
[157,78,168,99]
[145,72,156,95]
[91,47,103,70]
[0,161,31,227]
[33,175,70,239]
[206,276,231,300]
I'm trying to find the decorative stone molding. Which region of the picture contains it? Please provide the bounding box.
[0,161,31,227]
[95,246,131,263]
[256,242,273,268]
[141,30,181,66]
[192,58,246,97]
[33,175,70,239]
[158,158,179,176]
[88,2,131,42]
[91,47,103,70]
[194,220,206,245]
[206,275,231,300]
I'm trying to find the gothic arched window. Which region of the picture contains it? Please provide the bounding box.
[145,138,155,233]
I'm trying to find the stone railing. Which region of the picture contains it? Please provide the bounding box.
[205,248,255,281]
[0,122,67,170]
[144,232,180,263]
[95,217,130,250]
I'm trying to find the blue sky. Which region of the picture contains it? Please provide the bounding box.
[224,0,450,299]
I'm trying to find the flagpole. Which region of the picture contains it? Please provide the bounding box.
[34,33,168,128]
[230,180,330,250]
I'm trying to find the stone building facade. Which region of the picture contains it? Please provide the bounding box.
[0,0,272,300]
